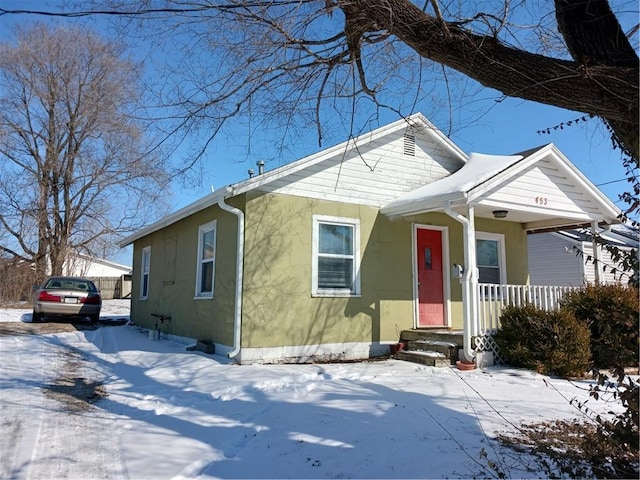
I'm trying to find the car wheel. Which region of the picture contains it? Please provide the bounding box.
[32,310,43,322]
[89,314,100,323]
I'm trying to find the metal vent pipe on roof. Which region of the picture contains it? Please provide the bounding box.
[257,160,265,175]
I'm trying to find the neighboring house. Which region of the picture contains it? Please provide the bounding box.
[528,224,638,286]
[64,253,132,278]
[119,113,620,364]
[63,253,132,299]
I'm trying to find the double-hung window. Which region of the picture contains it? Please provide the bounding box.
[312,215,360,296]
[195,221,216,298]
[140,246,151,300]
[476,232,506,285]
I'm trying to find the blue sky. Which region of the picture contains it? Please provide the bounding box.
[1,1,636,266]
[182,94,631,213]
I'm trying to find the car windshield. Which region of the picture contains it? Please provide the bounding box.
[45,279,97,292]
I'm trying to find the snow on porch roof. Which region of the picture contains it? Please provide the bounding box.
[380,152,523,216]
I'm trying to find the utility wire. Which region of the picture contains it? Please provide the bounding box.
[596,178,636,187]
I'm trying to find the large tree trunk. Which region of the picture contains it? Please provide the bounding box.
[554,0,638,68]
[343,0,639,160]
[554,0,639,160]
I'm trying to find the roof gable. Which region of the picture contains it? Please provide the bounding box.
[381,144,620,229]
[474,144,619,227]
[251,119,466,206]
[120,113,467,246]
[228,113,467,203]
[64,253,131,277]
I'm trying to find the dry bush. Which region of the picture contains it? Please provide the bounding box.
[492,305,592,378]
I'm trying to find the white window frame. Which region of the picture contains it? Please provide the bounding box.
[476,231,507,285]
[195,220,216,298]
[312,215,361,297]
[140,246,151,300]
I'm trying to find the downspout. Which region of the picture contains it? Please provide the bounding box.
[444,202,477,363]
[217,190,244,360]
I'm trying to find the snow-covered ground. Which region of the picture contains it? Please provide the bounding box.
[0,301,615,479]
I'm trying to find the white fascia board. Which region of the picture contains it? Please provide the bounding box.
[605,230,639,248]
[118,188,230,247]
[84,256,132,271]
[120,113,467,246]
[381,192,466,216]
[545,144,620,220]
[468,144,621,223]
[229,113,468,196]
[550,231,583,246]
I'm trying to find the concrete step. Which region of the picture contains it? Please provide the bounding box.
[399,329,463,346]
[394,350,453,367]
[406,339,459,357]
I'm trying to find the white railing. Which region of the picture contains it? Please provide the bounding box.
[477,283,580,335]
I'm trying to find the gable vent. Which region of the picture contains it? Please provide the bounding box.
[403,133,416,156]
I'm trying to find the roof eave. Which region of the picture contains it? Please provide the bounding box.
[538,144,621,220]
[120,113,467,247]
[380,192,467,217]
[118,188,232,247]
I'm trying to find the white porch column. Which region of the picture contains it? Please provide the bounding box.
[467,205,479,337]
[591,221,603,284]
[444,203,478,362]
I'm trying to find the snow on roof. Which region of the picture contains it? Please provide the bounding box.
[554,224,639,248]
[72,253,132,271]
[381,152,523,215]
[610,223,640,243]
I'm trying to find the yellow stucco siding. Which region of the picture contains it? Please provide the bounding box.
[475,217,529,285]
[130,196,244,345]
[129,190,529,349]
[241,191,415,348]
[393,212,464,328]
[240,195,528,346]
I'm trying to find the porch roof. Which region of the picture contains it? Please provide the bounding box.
[380,144,621,232]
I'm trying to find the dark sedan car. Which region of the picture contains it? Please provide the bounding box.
[32,276,102,322]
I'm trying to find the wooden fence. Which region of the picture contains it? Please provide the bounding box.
[92,276,132,300]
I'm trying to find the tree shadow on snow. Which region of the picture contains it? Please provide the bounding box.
[30,327,529,479]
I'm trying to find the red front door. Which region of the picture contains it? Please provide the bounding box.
[416,228,445,327]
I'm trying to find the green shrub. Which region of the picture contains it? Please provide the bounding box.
[561,284,639,369]
[493,304,591,378]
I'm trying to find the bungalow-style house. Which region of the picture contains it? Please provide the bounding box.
[119,113,620,365]
[528,224,638,286]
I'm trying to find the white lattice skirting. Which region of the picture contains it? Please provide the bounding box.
[474,335,506,365]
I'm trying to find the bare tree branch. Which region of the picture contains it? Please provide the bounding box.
[1,1,636,159]
[0,24,170,279]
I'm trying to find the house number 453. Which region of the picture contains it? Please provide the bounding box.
[535,196,548,205]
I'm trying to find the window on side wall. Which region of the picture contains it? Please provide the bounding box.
[476,232,506,285]
[312,215,360,296]
[140,246,151,300]
[195,221,216,298]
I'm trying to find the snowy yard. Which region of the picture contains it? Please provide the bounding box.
[0,301,614,479]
